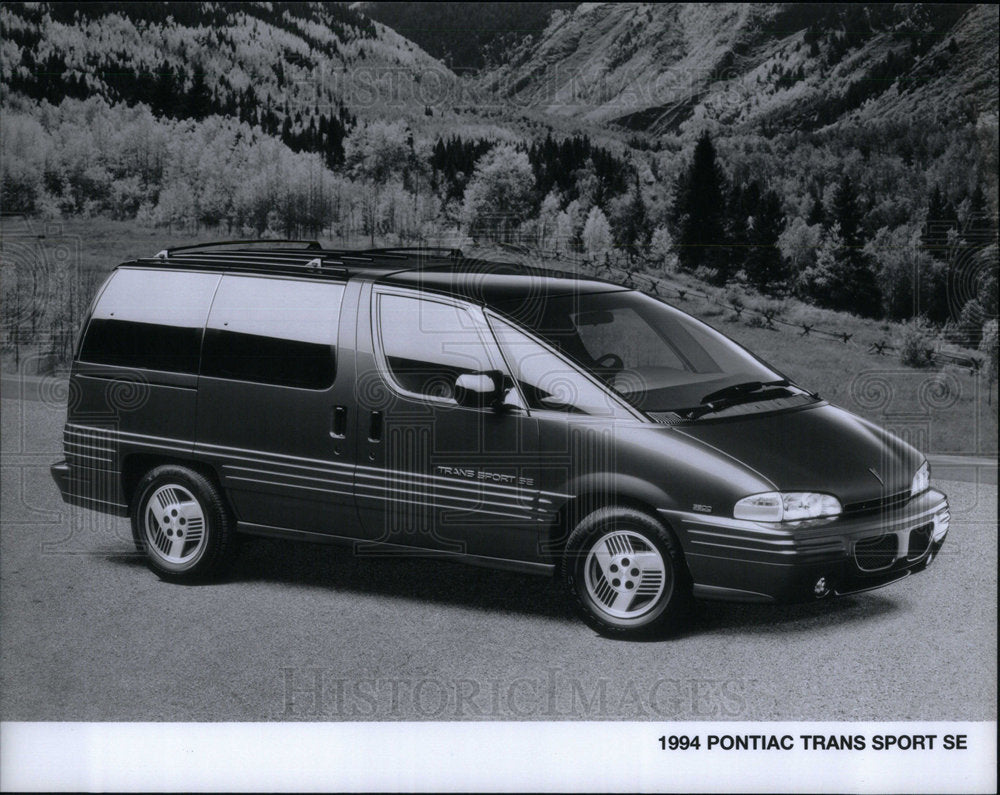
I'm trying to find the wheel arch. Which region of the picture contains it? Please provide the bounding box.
[121,453,226,514]
[543,475,691,577]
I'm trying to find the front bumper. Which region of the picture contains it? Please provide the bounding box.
[661,487,950,603]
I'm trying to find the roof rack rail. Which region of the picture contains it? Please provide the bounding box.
[131,255,350,281]
[362,246,463,258]
[154,239,323,258]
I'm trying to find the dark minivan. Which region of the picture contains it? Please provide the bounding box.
[51,242,950,637]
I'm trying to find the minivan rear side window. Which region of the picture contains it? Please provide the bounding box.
[79,268,220,373]
[201,275,344,389]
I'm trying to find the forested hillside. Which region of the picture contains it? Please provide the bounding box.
[1,1,458,167]
[480,4,997,132]
[467,3,999,345]
[1,2,997,359]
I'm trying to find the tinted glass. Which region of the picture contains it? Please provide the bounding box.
[79,269,220,373]
[377,294,493,402]
[202,275,343,389]
[490,317,619,415]
[495,291,783,412]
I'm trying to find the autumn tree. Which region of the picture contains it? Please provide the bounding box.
[583,206,612,261]
[345,120,415,244]
[462,144,535,243]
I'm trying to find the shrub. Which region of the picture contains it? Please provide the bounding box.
[723,286,746,319]
[941,299,986,349]
[898,318,936,368]
[693,265,723,285]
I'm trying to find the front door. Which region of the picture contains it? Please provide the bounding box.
[353,285,542,562]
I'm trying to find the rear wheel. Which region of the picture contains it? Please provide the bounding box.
[563,507,691,638]
[131,465,235,582]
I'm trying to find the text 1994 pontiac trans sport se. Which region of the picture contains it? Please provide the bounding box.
[51,242,950,637]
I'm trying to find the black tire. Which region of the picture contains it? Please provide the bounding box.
[563,506,692,638]
[130,465,235,583]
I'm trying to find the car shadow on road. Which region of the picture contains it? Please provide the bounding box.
[105,537,575,622]
[104,537,904,637]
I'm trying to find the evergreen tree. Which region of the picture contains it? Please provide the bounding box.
[745,189,788,295]
[671,131,729,283]
[725,180,755,277]
[185,67,212,120]
[921,184,956,257]
[964,182,994,241]
[821,175,881,317]
[620,170,650,258]
[806,194,825,226]
[832,174,863,250]
[151,61,176,118]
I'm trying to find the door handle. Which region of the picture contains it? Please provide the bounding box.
[368,410,383,443]
[331,405,347,438]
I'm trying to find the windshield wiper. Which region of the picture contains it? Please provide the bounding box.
[699,379,789,405]
[676,379,793,420]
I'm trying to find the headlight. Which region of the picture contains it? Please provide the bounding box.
[911,460,930,496]
[733,492,842,522]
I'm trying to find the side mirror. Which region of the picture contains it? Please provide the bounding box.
[454,370,503,410]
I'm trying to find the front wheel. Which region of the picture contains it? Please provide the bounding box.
[131,465,235,582]
[563,507,691,638]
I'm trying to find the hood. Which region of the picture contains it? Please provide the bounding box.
[672,403,922,508]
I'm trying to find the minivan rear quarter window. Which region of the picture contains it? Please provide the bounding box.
[201,275,344,389]
[79,268,220,373]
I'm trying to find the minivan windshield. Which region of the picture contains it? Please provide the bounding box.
[496,289,797,414]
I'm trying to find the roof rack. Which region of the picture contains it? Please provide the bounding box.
[362,246,463,258]
[129,242,580,284]
[154,239,323,258]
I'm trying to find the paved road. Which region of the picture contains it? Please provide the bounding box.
[1,397,996,721]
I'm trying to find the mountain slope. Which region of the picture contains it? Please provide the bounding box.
[0,1,458,124]
[479,3,997,135]
[355,2,578,71]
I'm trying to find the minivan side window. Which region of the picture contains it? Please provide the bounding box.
[377,293,494,402]
[79,268,220,373]
[490,316,620,416]
[201,275,344,389]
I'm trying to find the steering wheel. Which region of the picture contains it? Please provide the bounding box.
[595,353,624,371]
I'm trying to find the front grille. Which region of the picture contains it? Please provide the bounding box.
[854,534,898,571]
[844,490,911,515]
[907,523,933,560]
